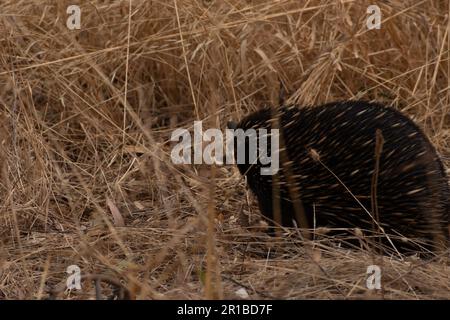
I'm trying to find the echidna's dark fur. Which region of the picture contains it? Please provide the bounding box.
[233,101,449,254]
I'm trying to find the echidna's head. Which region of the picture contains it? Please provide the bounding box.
[227,108,280,177]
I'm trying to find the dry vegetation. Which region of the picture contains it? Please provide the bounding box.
[0,0,449,300]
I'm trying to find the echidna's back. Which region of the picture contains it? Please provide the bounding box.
[234,101,449,255]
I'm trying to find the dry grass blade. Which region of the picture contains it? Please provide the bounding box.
[106,198,125,228]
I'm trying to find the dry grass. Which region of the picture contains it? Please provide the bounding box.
[0,0,449,300]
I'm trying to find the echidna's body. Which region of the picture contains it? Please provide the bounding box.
[233,101,449,254]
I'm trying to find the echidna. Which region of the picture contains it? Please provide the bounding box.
[229,101,449,255]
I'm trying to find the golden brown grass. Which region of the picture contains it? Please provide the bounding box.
[0,0,449,299]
